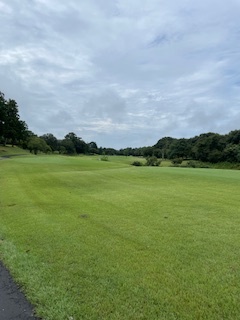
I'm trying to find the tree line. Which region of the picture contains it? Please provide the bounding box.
[118,132,240,163]
[1,91,240,163]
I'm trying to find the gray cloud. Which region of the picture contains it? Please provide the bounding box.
[83,90,127,120]
[0,0,240,148]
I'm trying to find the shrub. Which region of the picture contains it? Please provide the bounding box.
[171,158,183,165]
[187,161,210,168]
[100,155,109,161]
[131,161,143,166]
[145,156,161,167]
[187,160,197,168]
[59,146,66,154]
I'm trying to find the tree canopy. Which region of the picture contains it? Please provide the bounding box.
[0,92,29,145]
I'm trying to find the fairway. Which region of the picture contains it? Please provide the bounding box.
[0,155,240,319]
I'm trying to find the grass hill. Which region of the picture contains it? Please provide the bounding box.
[0,145,29,157]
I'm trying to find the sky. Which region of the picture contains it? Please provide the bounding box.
[0,0,240,149]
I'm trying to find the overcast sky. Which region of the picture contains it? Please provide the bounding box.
[1,0,240,148]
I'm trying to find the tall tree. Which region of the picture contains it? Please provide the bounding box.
[0,93,29,145]
[88,141,99,154]
[0,92,6,141]
[40,133,58,151]
[168,138,191,159]
[192,133,226,162]
[154,137,176,159]
[27,136,51,155]
[60,138,76,154]
[64,132,87,154]
[227,130,240,145]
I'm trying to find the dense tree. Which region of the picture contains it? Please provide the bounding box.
[122,147,133,156]
[0,92,6,140]
[168,139,191,159]
[0,93,29,145]
[133,148,145,157]
[192,133,227,162]
[27,136,51,155]
[223,144,240,163]
[64,132,87,154]
[40,133,59,151]
[154,137,176,159]
[101,147,117,155]
[227,130,240,144]
[153,148,162,158]
[60,138,76,155]
[142,146,154,157]
[88,141,99,154]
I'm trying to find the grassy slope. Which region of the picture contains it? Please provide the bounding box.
[0,155,240,319]
[0,145,30,157]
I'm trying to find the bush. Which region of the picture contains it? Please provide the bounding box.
[131,161,143,166]
[100,155,109,161]
[171,158,183,165]
[187,160,197,168]
[187,160,210,168]
[145,156,161,167]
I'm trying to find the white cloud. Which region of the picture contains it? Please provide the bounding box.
[0,1,12,13]
[0,0,240,148]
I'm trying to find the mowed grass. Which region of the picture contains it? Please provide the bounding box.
[0,155,240,319]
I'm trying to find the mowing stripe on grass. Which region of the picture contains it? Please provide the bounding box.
[0,155,240,319]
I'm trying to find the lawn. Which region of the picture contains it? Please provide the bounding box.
[0,154,240,319]
[0,145,30,157]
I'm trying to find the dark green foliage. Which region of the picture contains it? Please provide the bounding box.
[40,133,58,151]
[171,158,183,165]
[88,141,99,154]
[187,160,197,168]
[222,144,240,163]
[64,132,87,154]
[154,137,177,159]
[56,132,89,155]
[59,146,67,154]
[0,92,29,146]
[192,133,227,162]
[186,161,210,168]
[227,130,240,144]
[27,136,51,155]
[122,147,132,156]
[153,148,162,158]
[143,146,154,157]
[60,138,76,155]
[168,139,191,159]
[101,148,118,155]
[145,156,161,166]
[131,161,143,166]
[152,132,239,164]
[118,147,145,157]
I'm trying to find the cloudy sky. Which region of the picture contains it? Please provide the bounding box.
[1,0,240,148]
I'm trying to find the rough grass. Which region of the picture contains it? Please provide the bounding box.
[0,145,30,157]
[0,155,240,319]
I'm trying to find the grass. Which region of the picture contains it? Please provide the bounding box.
[0,145,30,157]
[0,153,240,319]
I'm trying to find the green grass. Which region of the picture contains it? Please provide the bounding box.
[0,154,240,319]
[0,145,30,157]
